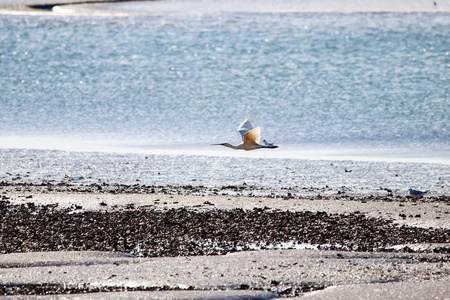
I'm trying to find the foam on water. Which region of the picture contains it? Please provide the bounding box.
[0,135,449,165]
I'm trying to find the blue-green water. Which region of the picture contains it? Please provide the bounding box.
[0,9,449,194]
[1,13,448,149]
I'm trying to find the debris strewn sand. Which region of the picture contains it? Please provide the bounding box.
[0,184,449,298]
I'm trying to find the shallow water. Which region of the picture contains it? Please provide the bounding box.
[0,5,449,192]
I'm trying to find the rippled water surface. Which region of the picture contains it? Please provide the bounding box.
[1,13,448,147]
[0,9,449,191]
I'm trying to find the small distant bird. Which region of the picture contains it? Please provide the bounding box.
[213,119,278,151]
[409,188,426,199]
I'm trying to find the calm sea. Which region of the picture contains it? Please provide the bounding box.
[0,5,449,194]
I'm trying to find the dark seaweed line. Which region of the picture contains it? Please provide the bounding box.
[1,202,449,257]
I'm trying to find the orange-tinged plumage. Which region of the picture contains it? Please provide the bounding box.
[213,120,278,151]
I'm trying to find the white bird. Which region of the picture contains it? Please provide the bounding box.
[409,188,425,199]
[213,119,278,151]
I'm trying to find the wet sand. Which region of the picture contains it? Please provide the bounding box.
[0,250,449,299]
[0,184,449,298]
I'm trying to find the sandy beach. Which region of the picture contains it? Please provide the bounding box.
[0,184,449,298]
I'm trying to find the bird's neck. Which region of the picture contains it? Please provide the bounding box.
[221,143,240,149]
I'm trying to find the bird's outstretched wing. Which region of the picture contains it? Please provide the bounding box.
[238,119,253,142]
[243,126,261,146]
[409,189,425,196]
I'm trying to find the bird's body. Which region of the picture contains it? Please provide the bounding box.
[213,120,278,151]
[409,188,425,199]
